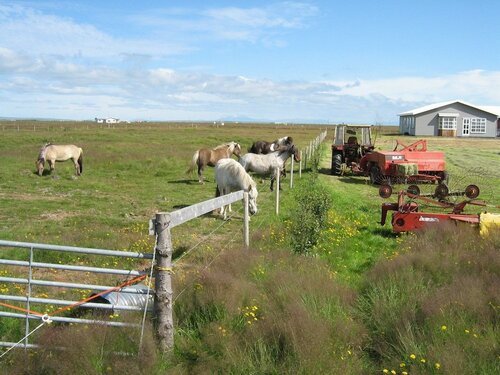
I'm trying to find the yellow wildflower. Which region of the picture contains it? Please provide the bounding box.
[410,354,416,360]
[435,363,441,369]
[441,325,447,331]
[420,358,426,363]
[382,370,389,374]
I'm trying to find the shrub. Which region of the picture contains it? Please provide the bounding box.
[287,177,332,254]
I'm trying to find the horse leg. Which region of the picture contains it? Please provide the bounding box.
[48,160,55,174]
[198,164,204,184]
[73,158,80,176]
[213,186,221,215]
[222,188,229,220]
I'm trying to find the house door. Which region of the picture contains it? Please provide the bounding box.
[462,118,470,136]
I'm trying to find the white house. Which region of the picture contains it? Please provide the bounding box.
[399,100,500,138]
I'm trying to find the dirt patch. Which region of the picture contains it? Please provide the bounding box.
[0,192,65,201]
[40,211,77,221]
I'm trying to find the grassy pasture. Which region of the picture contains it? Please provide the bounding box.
[1,121,499,374]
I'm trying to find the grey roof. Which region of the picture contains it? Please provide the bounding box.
[399,100,500,117]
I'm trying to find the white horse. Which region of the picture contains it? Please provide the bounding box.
[36,143,83,176]
[214,158,258,220]
[239,144,301,191]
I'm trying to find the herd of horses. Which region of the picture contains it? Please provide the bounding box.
[34,136,301,219]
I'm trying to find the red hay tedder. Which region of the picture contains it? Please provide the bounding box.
[379,183,499,233]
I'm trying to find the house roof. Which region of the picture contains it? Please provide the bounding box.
[399,100,500,117]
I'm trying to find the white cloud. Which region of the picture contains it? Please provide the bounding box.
[0,4,188,60]
[2,51,500,123]
[333,70,500,105]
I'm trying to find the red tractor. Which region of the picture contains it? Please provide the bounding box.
[360,139,448,185]
[331,125,374,176]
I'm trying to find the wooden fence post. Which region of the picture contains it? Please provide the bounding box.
[243,192,249,248]
[275,167,280,215]
[290,158,294,188]
[299,158,302,178]
[154,213,174,352]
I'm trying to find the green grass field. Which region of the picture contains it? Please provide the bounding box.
[1,121,499,374]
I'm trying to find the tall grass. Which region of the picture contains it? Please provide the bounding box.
[357,224,500,375]
[172,247,368,374]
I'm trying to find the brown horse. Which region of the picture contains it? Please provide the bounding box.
[36,143,83,176]
[249,136,294,154]
[187,141,242,183]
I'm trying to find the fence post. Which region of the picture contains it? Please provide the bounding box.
[154,213,174,352]
[290,158,294,188]
[299,158,302,178]
[275,168,280,215]
[243,192,249,248]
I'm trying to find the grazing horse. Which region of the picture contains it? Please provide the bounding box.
[187,141,242,183]
[36,143,83,176]
[249,136,294,154]
[239,144,301,191]
[214,158,258,220]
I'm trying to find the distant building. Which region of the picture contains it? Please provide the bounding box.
[95,117,122,124]
[399,100,500,138]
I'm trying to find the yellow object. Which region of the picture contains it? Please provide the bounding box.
[480,213,500,237]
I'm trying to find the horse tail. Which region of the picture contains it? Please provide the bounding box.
[78,148,83,174]
[186,150,199,174]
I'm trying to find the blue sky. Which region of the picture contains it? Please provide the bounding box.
[1,1,499,124]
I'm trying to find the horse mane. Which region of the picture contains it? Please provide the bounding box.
[214,142,233,150]
[38,143,52,161]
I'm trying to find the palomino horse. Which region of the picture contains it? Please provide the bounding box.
[214,158,258,220]
[36,144,83,176]
[248,136,294,154]
[187,141,242,183]
[239,144,301,191]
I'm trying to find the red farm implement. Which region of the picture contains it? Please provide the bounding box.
[359,139,447,185]
[379,183,499,233]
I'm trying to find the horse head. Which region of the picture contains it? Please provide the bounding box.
[247,184,258,215]
[232,142,242,157]
[35,158,45,176]
[291,145,301,162]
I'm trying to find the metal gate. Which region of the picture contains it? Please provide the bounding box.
[0,240,154,351]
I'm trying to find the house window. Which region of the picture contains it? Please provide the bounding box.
[464,118,486,134]
[439,117,457,130]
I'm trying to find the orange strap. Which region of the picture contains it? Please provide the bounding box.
[51,274,147,316]
[0,274,147,318]
[0,301,45,317]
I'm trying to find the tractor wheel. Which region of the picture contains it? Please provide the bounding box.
[331,153,342,176]
[369,165,382,185]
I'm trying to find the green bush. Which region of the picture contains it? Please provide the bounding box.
[287,176,332,254]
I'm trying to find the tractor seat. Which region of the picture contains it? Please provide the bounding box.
[347,136,358,145]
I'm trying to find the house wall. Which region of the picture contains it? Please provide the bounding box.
[414,103,497,138]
